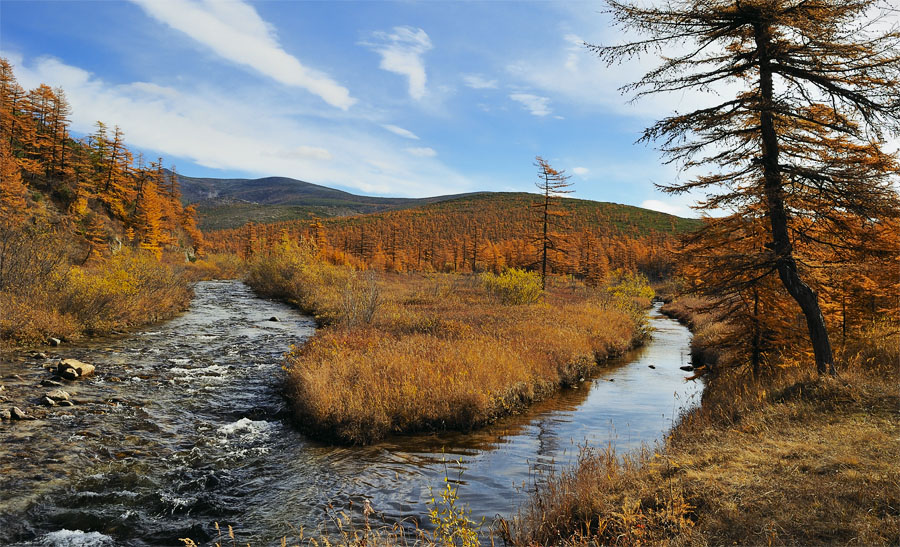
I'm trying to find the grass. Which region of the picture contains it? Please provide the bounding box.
[511,310,900,546]
[0,246,192,346]
[245,241,649,444]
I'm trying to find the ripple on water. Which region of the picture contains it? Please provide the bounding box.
[39,530,115,547]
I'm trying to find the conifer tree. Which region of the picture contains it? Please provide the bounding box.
[592,0,900,374]
[532,156,573,290]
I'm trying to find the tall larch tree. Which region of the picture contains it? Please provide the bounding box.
[592,0,900,375]
[532,156,574,290]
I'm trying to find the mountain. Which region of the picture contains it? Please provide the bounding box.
[174,172,484,230]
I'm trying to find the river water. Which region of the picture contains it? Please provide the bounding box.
[0,280,701,546]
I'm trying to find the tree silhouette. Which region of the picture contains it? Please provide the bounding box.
[532,157,573,290]
[592,0,900,374]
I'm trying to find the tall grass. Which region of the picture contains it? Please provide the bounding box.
[0,235,191,345]
[512,310,900,546]
[245,241,648,444]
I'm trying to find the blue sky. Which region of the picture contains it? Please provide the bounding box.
[1,0,707,216]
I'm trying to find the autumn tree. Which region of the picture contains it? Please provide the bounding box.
[593,0,900,374]
[532,157,573,289]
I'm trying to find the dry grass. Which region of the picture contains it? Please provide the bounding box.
[186,252,247,281]
[513,319,900,546]
[246,242,646,444]
[1,247,192,346]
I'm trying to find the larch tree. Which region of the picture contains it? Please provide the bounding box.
[532,156,574,290]
[592,0,900,375]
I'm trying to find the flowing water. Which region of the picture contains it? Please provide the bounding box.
[0,280,702,546]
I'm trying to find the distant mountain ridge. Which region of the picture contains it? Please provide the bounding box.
[174,172,486,229]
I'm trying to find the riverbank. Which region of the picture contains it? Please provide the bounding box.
[0,249,192,348]
[513,307,900,546]
[245,242,651,444]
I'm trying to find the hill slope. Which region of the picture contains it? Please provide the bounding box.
[204,192,700,278]
[175,172,484,229]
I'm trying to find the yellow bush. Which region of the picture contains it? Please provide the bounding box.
[480,268,543,305]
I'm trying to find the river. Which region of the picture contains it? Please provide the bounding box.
[0,280,702,546]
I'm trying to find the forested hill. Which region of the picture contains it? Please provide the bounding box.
[204,192,700,279]
[175,171,485,230]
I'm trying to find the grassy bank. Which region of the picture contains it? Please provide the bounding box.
[0,246,192,347]
[245,241,650,444]
[512,315,900,546]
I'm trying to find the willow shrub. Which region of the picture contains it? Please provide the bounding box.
[0,242,191,345]
[480,268,543,305]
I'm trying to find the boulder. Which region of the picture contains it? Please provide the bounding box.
[57,400,75,407]
[10,406,28,420]
[59,359,95,379]
[42,397,57,407]
[45,389,69,401]
[48,338,61,347]
[269,316,280,322]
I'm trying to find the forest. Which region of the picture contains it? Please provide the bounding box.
[1,0,899,543]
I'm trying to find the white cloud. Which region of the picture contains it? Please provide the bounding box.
[640,199,691,217]
[406,147,437,157]
[273,145,333,161]
[382,124,420,140]
[7,53,471,198]
[462,73,498,89]
[129,0,355,110]
[508,30,743,119]
[572,167,589,176]
[509,93,552,116]
[365,26,432,100]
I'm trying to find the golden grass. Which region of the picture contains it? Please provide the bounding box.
[1,247,192,345]
[246,242,646,444]
[512,320,900,546]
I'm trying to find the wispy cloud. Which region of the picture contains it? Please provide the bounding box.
[406,146,437,157]
[640,199,691,217]
[382,124,420,140]
[509,93,552,116]
[129,0,355,109]
[365,26,432,100]
[572,167,589,176]
[462,73,498,89]
[7,53,471,197]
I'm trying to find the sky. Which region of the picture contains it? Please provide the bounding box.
[0,0,719,217]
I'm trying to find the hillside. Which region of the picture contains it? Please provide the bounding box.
[175,172,484,230]
[204,192,700,279]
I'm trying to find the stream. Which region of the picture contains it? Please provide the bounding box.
[0,280,702,546]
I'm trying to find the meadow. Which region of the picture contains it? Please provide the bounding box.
[245,240,652,444]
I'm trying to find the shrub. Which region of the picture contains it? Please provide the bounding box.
[480,268,543,305]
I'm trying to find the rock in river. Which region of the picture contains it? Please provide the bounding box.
[10,406,29,420]
[58,359,95,380]
[45,389,70,401]
[48,338,61,347]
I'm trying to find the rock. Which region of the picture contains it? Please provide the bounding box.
[0,409,10,420]
[32,352,49,359]
[268,316,280,322]
[41,379,64,387]
[679,365,694,372]
[57,400,74,407]
[45,389,69,401]
[42,397,57,407]
[648,365,656,369]
[10,406,28,420]
[59,359,95,379]
[48,338,61,347]
[60,368,79,381]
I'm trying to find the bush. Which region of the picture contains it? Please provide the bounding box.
[480,268,543,305]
